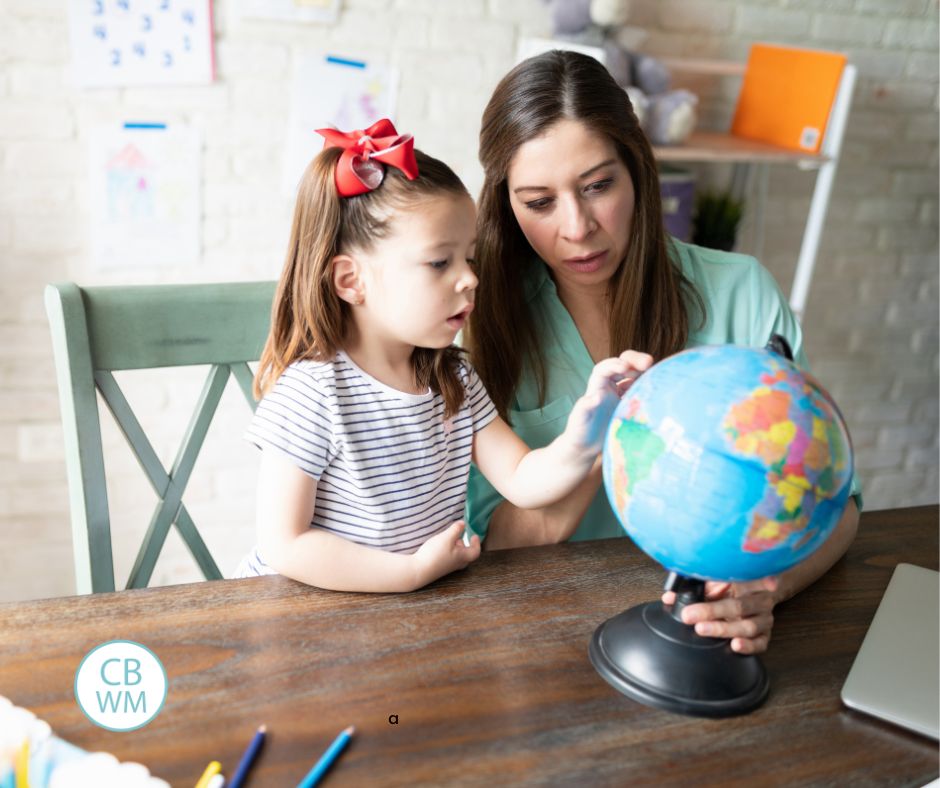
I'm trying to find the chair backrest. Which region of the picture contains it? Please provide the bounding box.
[45,281,276,594]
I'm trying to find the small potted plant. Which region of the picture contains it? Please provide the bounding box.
[691,191,745,252]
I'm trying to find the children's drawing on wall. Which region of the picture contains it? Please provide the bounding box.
[89,124,201,270]
[68,0,215,87]
[282,54,398,195]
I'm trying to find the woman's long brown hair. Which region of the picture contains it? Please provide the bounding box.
[466,50,704,420]
[255,147,471,417]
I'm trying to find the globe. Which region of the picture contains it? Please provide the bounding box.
[602,344,854,582]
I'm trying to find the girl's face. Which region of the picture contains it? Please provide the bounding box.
[506,118,635,293]
[355,192,478,351]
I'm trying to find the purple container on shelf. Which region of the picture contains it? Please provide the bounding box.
[659,169,696,241]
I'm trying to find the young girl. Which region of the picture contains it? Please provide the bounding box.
[236,119,651,593]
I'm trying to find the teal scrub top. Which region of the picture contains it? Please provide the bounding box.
[465,239,862,542]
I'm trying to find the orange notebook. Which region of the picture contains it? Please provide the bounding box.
[731,43,847,154]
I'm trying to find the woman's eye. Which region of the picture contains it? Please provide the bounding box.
[585,178,613,195]
[429,259,449,270]
[525,198,552,212]
[466,257,476,267]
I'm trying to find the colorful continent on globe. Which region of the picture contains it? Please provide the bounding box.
[723,362,847,553]
[608,399,666,515]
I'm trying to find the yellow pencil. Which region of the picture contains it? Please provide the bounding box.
[194,760,221,788]
[14,737,30,788]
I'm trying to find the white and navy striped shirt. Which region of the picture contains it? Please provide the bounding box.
[236,351,497,576]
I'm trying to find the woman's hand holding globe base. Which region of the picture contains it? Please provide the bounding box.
[661,577,780,654]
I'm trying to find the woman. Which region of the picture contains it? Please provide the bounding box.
[464,50,861,655]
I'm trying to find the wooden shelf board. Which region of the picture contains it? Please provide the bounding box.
[659,57,747,77]
[653,131,829,165]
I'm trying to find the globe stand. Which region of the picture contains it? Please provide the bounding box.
[589,572,769,717]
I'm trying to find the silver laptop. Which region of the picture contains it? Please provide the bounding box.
[841,563,940,739]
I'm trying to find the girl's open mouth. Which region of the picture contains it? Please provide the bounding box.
[446,303,474,329]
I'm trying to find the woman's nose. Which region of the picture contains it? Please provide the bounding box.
[560,196,596,242]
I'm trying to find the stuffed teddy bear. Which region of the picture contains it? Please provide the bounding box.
[548,0,592,35]
[544,0,698,145]
[589,0,631,28]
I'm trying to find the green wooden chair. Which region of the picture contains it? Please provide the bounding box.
[44,281,276,594]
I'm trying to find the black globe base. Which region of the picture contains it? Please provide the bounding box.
[589,575,769,717]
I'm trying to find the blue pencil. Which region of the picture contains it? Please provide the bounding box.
[228,724,267,788]
[296,726,355,788]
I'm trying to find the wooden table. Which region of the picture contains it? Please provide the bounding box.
[2,506,937,787]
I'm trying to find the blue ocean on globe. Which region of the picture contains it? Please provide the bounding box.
[602,344,854,581]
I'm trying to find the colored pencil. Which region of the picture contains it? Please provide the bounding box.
[227,725,267,788]
[194,760,221,788]
[14,738,29,788]
[296,726,355,788]
[206,775,225,788]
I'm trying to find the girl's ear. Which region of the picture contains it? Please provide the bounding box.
[331,253,364,306]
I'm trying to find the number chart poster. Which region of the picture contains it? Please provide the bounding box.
[69,0,215,88]
[89,124,201,270]
[282,54,399,195]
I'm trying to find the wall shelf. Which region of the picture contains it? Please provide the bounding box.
[654,131,829,166]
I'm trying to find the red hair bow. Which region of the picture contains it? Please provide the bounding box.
[316,118,418,197]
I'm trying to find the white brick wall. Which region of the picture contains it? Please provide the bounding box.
[0,0,936,602]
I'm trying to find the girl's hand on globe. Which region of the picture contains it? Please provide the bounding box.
[661,576,780,654]
[566,350,654,454]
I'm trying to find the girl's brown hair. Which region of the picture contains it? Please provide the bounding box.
[465,50,704,420]
[255,147,471,417]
